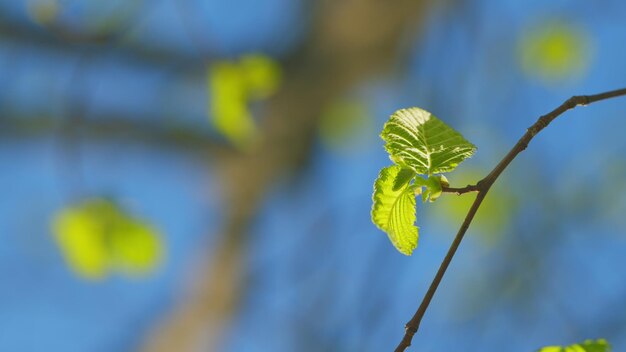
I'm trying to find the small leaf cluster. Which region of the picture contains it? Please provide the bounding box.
[371,107,476,255]
[51,198,163,280]
[538,339,611,352]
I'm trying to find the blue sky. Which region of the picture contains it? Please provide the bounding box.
[1,0,626,351]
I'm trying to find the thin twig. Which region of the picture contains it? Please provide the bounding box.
[441,185,479,195]
[394,87,626,352]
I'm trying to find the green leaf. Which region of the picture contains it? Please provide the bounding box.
[426,175,444,202]
[381,107,476,175]
[538,339,611,352]
[207,54,282,150]
[392,168,416,191]
[371,165,419,255]
[520,21,590,83]
[239,54,282,100]
[208,61,256,149]
[51,198,164,280]
[416,175,447,203]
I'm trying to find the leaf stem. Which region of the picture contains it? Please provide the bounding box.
[394,87,626,352]
[441,184,480,195]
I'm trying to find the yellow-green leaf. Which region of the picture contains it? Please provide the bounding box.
[392,167,416,192]
[208,54,282,150]
[318,99,372,151]
[422,175,446,203]
[538,339,611,352]
[51,199,163,280]
[381,107,476,175]
[372,165,418,255]
[520,21,590,83]
[52,205,109,279]
[208,61,256,149]
[239,54,282,100]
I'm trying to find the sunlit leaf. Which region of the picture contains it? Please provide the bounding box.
[538,339,611,352]
[520,21,591,83]
[423,175,446,203]
[392,167,416,192]
[51,199,163,280]
[372,165,418,255]
[381,107,476,175]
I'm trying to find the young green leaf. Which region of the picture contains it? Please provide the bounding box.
[372,165,419,255]
[392,167,416,191]
[381,107,476,175]
[416,175,447,203]
[538,339,611,352]
[425,175,444,202]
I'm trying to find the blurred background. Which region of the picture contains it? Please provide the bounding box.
[1,0,626,351]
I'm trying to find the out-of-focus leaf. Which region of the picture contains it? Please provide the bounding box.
[51,198,163,280]
[52,204,109,279]
[520,21,590,83]
[109,216,163,275]
[209,62,256,149]
[319,99,372,151]
[208,54,282,150]
[538,339,611,352]
[26,0,59,25]
[240,54,282,100]
[381,107,476,175]
[372,165,418,255]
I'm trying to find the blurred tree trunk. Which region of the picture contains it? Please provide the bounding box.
[142,1,433,351]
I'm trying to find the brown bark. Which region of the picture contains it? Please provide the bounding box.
[142,1,433,351]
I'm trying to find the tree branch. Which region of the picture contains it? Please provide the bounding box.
[441,184,479,195]
[395,87,626,352]
[0,115,229,155]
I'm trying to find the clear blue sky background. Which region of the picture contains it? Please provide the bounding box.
[1,0,626,351]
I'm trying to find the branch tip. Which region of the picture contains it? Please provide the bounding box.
[394,87,626,351]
